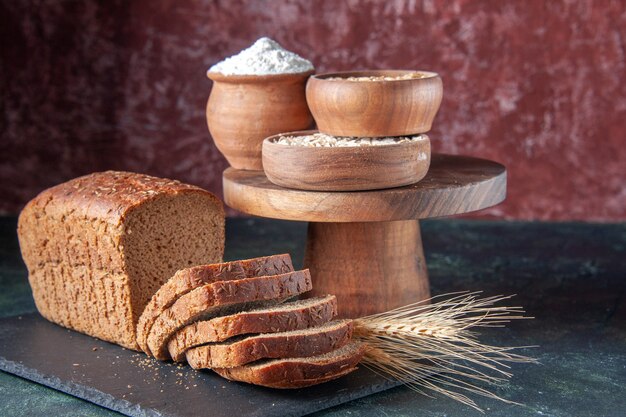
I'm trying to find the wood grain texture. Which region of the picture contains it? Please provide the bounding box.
[206,71,313,170]
[224,154,507,222]
[262,132,431,191]
[306,70,443,137]
[304,221,430,318]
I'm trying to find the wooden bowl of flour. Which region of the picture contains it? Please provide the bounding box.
[262,130,431,191]
[306,70,442,137]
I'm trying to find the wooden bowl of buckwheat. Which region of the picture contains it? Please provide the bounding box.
[306,70,442,137]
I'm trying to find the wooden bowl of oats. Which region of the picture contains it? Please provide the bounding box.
[306,70,442,137]
[262,130,431,191]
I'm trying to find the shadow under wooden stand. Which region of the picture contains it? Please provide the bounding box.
[223,154,507,318]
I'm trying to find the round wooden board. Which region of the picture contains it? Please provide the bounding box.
[223,154,507,222]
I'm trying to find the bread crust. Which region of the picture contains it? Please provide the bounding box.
[17,171,225,350]
[213,341,365,388]
[186,319,352,369]
[137,254,293,354]
[146,270,313,359]
[20,171,222,225]
[168,295,336,362]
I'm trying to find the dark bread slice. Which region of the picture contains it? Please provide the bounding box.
[186,319,352,369]
[213,341,366,388]
[168,295,337,362]
[146,270,312,359]
[136,254,293,353]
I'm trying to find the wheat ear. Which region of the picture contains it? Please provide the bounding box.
[353,292,536,411]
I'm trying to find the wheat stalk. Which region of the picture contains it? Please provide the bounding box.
[353,292,536,411]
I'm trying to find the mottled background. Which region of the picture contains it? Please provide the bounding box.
[1,0,624,220]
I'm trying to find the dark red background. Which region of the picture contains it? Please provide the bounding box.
[1,0,625,220]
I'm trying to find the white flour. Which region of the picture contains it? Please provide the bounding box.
[209,37,314,76]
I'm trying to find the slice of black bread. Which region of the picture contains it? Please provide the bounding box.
[137,254,293,353]
[146,270,312,360]
[213,341,366,388]
[185,319,352,369]
[168,295,337,362]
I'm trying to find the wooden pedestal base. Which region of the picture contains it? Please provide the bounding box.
[304,221,430,318]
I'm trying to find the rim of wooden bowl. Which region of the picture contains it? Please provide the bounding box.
[207,70,315,83]
[263,130,429,153]
[310,69,439,82]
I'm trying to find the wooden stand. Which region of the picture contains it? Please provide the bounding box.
[223,154,506,318]
[304,221,429,317]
